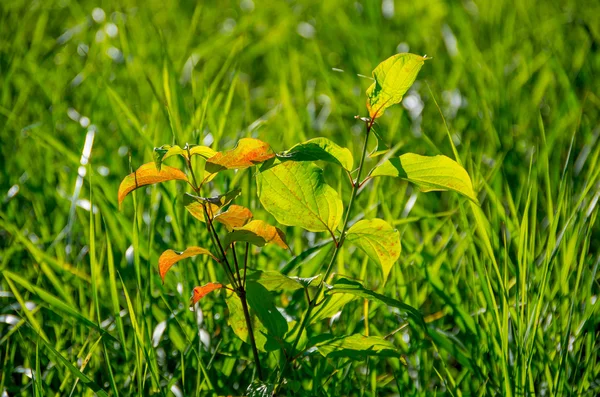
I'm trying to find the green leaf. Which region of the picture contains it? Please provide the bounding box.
[183,188,242,221]
[222,220,288,249]
[154,144,216,171]
[246,281,288,339]
[256,161,343,234]
[310,292,357,324]
[345,219,401,282]
[366,53,427,119]
[313,334,399,359]
[278,137,354,171]
[246,270,304,291]
[326,278,426,328]
[370,153,478,203]
[226,292,273,352]
[205,138,275,173]
[369,128,390,158]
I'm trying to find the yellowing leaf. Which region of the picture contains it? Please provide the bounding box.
[222,220,288,249]
[257,161,343,234]
[278,137,354,171]
[366,53,427,119]
[226,291,272,352]
[158,247,218,282]
[190,282,223,306]
[370,153,478,203]
[154,144,216,170]
[183,188,242,222]
[345,219,400,282]
[118,162,188,207]
[214,205,253,230]
[205,138,275,173]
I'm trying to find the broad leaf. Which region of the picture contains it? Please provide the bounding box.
[326,278,426,327]
[190,282,223,306]
[366,53,427,119]
[278,137,354,171]
[257,161,343,234]
[313,334,398,359]
[158,247,218,282]
[370,153,478,203]
[205,138,275,173]
[154,144,216,170]
[369,128,390,158]
[226,292,274,352]
[222,220,288,249]
[118,162,187,207]
[246,281,288,338]
[345,219,400,282]
[310,292,357,324]
[183,188,242,221]
[214,204,253,230]
[246,270,308,291]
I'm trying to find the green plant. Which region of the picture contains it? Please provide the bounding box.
[118,53,478,394]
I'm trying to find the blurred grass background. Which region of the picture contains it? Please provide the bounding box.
[1,0,599,395]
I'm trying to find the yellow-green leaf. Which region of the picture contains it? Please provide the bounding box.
[222,220,288,249]
[366,53,427,119]
[118,162,187,207]
[257,161,343,234]
[278,137,354,171]
[314,334,398,359]
[226,291,273,352]
[154,144,216,171]
[158,247,218,282]
[183,188,242,222]
[370,153,478,203]
[205,138,275,173]
[190,282,223,306]
[213,204,253,230]
[345,219,400,282]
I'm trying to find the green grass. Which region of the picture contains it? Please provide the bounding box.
[1,0,599,395]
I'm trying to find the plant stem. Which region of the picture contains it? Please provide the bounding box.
[184,155,263,379]
[284,118,373,370]
[239,289,264,381]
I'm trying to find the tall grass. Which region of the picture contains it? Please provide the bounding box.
[1,0,599,395]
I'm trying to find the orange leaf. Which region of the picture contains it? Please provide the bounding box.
[190,282,223,306]
[118,162,188,207]
[158,247,218,282]
[205,138,275,173]
[223,220,289,249]
[214,205,253,230]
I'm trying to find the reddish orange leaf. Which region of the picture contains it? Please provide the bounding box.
[214,205,253,230]
[190,282,224,306]
[205,138,275,173]
[158,247,218,282]
[118,162,188,207]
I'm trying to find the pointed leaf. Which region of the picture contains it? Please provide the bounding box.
[183,188,242,221]
[370,153,478,203]
[257,161,343,233]
[369,128,390,158]
[214,204,253,230]
[222,220,288,249]
[118,163,187,207]
[245,270,304,291]
[190,282,223,306]
[366,53,427,119]
[246,281,288,338]
[313,334,398,359]
[158,247,218,282]
[205,138,275,173]
[154,144,216,170]
[346,219,400,282]
[226,292,273,352]
[278,137,354,171]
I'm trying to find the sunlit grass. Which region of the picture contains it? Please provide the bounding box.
[1,0,599,395]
